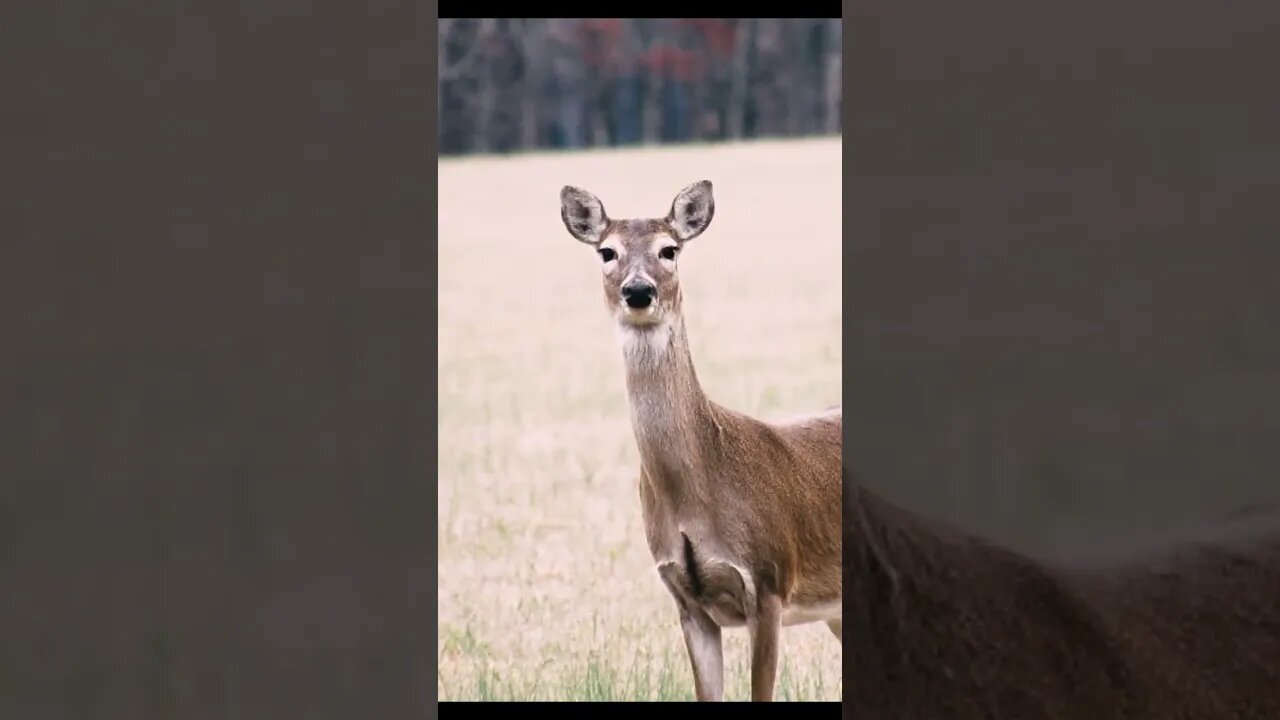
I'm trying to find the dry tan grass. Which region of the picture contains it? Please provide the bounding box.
[437,137,842,701]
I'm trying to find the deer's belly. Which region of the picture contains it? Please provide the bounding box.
[780,600,841,626]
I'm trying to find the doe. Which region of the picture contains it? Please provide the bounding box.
[559,180,842,702]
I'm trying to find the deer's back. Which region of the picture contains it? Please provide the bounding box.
[846,489,1280,719]
[1080,521,1280,718]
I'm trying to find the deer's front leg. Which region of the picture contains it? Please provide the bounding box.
[748,591,783,701]
[678,604,724,701]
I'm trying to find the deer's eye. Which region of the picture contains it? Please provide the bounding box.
[659,246,678,261]
[598,248,616,262]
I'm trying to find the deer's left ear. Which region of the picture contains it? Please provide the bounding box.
[560,186,610,245]
[667,180,715,242]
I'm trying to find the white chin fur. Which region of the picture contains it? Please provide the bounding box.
[617,320,671,366]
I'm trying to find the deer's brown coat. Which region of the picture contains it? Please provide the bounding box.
[844,469,1280,719]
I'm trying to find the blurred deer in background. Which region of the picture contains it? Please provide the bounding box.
[844,466,1280,719]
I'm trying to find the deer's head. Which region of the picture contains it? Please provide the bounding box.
[560,181,715,329]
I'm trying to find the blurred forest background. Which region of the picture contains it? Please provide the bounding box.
[438,18,842,156]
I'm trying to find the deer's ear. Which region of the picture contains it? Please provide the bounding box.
[667,180,715,242]
[560,186,609,245]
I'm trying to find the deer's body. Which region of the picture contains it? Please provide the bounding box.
[845,472,1280,719]
[560,182,841,702]
[628,316,842,630]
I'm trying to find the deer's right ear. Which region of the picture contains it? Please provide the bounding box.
[667,180,714,242]
[560,186,609,245]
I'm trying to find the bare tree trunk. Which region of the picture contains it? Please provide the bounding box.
[754,19,782,137]
[613,20,641,145]
[590,77,609,147]
[644,72,663,143]
[475,77,495,153]
[782,21,803,136]
[726,19,752,140]
[549,19,587,149]
[471,19,497,153]
[825,19,841,134]
[519,20,547,150]
[691,77,708,140]
[642,25,663,144]
[803,19,823,135]
[690,34,712,141]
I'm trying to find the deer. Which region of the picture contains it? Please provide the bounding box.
[844,466,1280,719]
[558,181,842,702]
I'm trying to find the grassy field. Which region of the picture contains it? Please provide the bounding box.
[437,137,843,701]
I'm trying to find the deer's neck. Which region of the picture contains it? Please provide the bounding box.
[618,314,720,497]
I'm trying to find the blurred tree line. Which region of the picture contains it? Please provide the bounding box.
[438,18,842,156]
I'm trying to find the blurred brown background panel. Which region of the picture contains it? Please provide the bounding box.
[847,1,1280,551]
[0,4,432,719]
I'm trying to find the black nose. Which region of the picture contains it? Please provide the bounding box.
[621,282,656,309]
